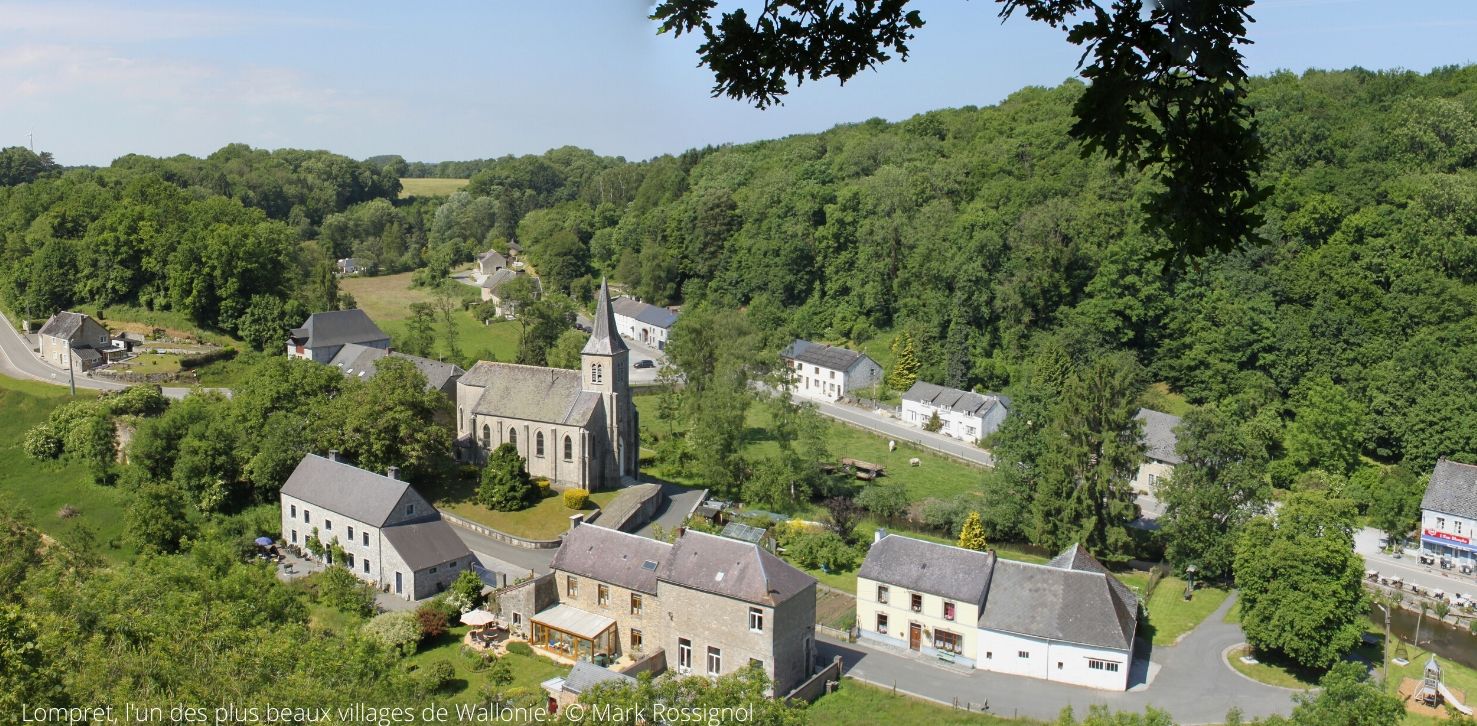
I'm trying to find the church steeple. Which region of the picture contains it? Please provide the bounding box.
[582,279,628,356]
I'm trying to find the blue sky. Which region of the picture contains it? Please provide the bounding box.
[2,0,1475,166]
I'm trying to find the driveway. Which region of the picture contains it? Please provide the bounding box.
[821,594,1296,725]
[794,395,995,468]
[633,483,705,539]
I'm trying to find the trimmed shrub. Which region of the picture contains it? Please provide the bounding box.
[563,489,590,510]
[419,660,457,692]
[362,612,421,655]
[180,347,237,369]
[415,605,450,640]
[505,641,533,657]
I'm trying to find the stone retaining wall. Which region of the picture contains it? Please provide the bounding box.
[440,510,588,549]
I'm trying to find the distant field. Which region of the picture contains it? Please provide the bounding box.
[0,376,132,562]
[398,178,469,198]
[340,272,522,363]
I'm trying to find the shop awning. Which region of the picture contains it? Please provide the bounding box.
[532,604,615,640]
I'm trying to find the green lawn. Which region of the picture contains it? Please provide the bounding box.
[114,352,181,374]
[399,178,470,198]
[0,376,132,562]
[340,272,522,363]
[192,350,268,387]
[636,395,990,504]
[806,678,1037,725]
[420,470,621,540]
[1138,382,1194,417]
[406,625,566,704]
[1387,641,1477,724]
[1114,572,1231,646]
[1226,645,1327,689]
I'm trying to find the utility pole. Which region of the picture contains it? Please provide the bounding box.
[67,347,76,396]
[1375,599,1392,687]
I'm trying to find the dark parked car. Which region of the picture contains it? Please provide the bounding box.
[633,359,656,369]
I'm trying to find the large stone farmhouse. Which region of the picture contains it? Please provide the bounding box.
[286,309,390,363]
[1131,408,1183,494]
[497,523,818,695]
[279,452,472,600]
[456,281,638,491]
[37,311,114,371]
[1419,459,1477,567]
[900,381,1010,443]
[856,534,1140,691]
[781,339,883,402]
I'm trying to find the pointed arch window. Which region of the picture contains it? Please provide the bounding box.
[481,424,491,447]
[563,435,574,461]
[536,431,545,457]
[591,363,603,385]
[509,428,518,447]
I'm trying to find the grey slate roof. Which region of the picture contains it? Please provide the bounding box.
[461,361,600,425]
[977,556,1139,651]
[582,280,628,356]
[289,309,388,349]
[327,343,464,391]
[479,249,507,270]
[562,662,636,695]
[479,268,524,294]
[612,296,678,329]
[380,518,473,571]
[781,339,871,372]
[1423,459,1477,519]
[902,381,1008,418]
[551,524,672,595]
[658,530,814,607]
[857,534,996,606]
[38,311,89,340]
[1135,408,1183,465]
[280,454,416,527]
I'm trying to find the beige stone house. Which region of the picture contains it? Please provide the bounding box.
[497,524,818,696]
[1131,408,1183,494]
[37,311,113,371]
[456,281,637,491]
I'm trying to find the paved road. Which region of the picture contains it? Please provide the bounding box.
[1355,526,1477,598]
[634,484,705,539]
[0,312,226,399]
[823,594,1296,725]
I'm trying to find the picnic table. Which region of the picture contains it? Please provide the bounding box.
[839,457,886,480]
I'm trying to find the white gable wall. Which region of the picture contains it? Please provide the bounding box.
[976,629,1131,690]
[613,312,670,350]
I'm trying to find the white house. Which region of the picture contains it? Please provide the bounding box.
[856,534,1139,691]
[1131,408,1183,495]
[1420,459,1477,567]
[611,296,677,350]
[900,381,1009,442]
[279,452,472,600]
[286,309,390,363]
[780,340,883,402]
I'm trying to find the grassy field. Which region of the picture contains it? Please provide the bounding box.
[635,394,990,504]
[113,352,181,375]
[340,272,522,363]
[399,178,470,198]
[806,678,1038,725]
[0,376,132,562]
[193,351,267,387]
[81,303,240,346]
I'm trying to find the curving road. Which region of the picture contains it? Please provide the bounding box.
[0,312,224,399]
[821,594,1297,725]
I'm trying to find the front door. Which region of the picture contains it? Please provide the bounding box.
[909,623,921,651]
[394,572,403,595]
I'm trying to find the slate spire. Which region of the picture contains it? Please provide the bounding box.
[582,278,628,355]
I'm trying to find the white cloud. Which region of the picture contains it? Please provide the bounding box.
[0,1,346,42]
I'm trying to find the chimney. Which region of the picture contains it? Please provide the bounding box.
[386,466,400,481]
[328,449,341,463]
[569,513,584,529]
[874,528,887,544]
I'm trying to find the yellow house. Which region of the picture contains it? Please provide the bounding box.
[855,532,994,666]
